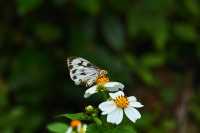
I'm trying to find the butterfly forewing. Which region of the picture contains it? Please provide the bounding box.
[67,57,100,87]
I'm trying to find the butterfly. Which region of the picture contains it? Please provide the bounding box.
[67,57,108,87]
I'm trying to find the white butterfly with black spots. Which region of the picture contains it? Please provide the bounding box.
[67,57,108,87]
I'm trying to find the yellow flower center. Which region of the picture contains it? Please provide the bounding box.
[70,120,81,128]
[96,76,109,85]
[114,96,129,108]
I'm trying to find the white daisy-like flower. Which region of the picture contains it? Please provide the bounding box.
[66,120,87,133]
[84,82,124,98]
[84,75,124,98]
[77,124,87,133]
[99,91,143,125]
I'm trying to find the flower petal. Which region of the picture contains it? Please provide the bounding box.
[77,124,81,132]
[124,107,141,123]
[84,85,97,98]
[104,82,124,91]
[82,124,87,132]
[129,101,144,108]
[99,101,117,114]
[101,111,107,115]
[107,108,123,125]
[128,96,137,102]
[66,127,72,133]
[109,91,124,99]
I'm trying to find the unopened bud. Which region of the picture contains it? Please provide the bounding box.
[85,105,95,114]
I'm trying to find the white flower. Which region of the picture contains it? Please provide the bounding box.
[66,120,87,133]
[66,127,72,133]
[84,82,124,98]
[99,91,143,125]
[77,124,87,133]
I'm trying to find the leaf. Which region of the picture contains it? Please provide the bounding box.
[127,2,171,38]
[151,19,169,51]
[141,54,165,68]
[137,68,157,86]
[87,123,137,133]
[124,54,137,68]
[102,16,125,51]
[108,0,131,12]
[92,117,102,125]
[0,81,8,107]
[112,125,136,133]
[75,0,101,15]
[47,122,68,133]
[17,0,43,15]
[184,0,199,16]
[60,113,91,121]
[174,24,197,42]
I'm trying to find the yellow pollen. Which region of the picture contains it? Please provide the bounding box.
[70,120,81,128]
[114,96,129,108]
[96,76,109,85]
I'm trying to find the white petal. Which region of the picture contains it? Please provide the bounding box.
[101,111,107,115]
[82,124,87,132]
[84,85,97,98]
[104,82,124,91]
[99,101,117,114]
[128,96,137,102]
[124,107,141,123]
[77,124,81,132]
[129,101,144,108]
[107,108,123,125]
[66,127,72,133]
[109,91,124,99]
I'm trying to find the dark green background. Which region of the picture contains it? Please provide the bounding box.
[0,0,200,133]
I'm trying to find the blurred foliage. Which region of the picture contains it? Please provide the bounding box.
[0,0,200,132]
[47,123,68,133]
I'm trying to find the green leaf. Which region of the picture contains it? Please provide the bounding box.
[92,117,102,125]
[174,24,197,42]
[61,113,91,121]
[141,54,165,68]
[0,81,8,107]
[75,0,101,15]
[137,68,157,86]
[124,54,137,68]
[87,123,137,133]
[152,20,169,51]
[17,0,43,15]
[126,4,171,50]
[184,0,199,16]
[47,122,68,133]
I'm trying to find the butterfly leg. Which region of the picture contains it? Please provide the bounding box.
[74,79,82,85]
[86,79,95,87]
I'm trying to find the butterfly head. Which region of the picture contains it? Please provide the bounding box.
[99,70,108,76]
[96,70,109,85]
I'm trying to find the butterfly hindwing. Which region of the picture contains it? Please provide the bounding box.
[67,57,100,87]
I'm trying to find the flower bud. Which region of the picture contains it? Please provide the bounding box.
[85,105,96,114]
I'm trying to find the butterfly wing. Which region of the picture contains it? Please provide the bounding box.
[67,57,100,87]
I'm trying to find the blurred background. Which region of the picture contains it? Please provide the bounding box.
[0,0,200,133]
